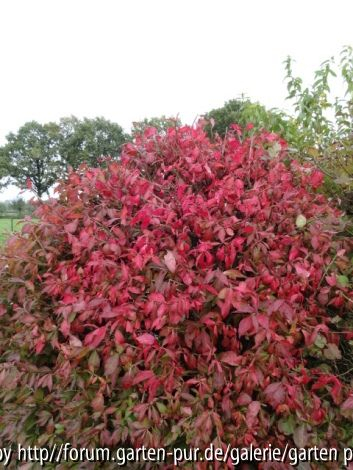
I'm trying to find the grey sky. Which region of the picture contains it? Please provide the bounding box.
[1,0,353,200]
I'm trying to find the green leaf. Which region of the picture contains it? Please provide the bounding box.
[55,423,65,434]
[24,414,38,433]
[314,334,327,349]
[296,214,307,228]
[34,388,44,403]
[268,141,281,159]
[278,415,295,435]
[337,275,349,287]
[156,402,168,414]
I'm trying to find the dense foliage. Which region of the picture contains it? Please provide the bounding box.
[203,98,300,146]
[0,125,353,468]
[284,46,353,202]
[202,48,353,211]
[285,46,353,153]
[58,116,129,169]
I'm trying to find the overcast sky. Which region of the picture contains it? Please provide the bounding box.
[1,0,353,200]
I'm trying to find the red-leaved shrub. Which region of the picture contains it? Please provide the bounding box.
[0,124,353,468]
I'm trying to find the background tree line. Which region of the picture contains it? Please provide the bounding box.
[0,198,33,217]
[0,115,183,198]
[1,46,353,209]
[0,117,129,198]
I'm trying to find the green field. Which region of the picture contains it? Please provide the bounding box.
[0,218,23,245]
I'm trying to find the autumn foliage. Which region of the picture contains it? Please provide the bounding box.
[0,123,353,467]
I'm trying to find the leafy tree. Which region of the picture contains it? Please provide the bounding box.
[0,202,8,216]
[0,199,33,217]
[284,46,353,151]
[58,116,129,168]
[0,146,9,186]
[131,115,181,136]
[284,46,353,199]
[0,117,129,197]
[0,121,62,198]
[203,96,299,145]
[9,197,28,217]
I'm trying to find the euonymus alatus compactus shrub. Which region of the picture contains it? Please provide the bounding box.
[0,124,352,468]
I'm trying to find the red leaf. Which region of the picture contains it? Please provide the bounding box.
[60,319,71,337]
[342,396,353,410]
[294,264,310,278]
[309,169,324,189]
[34,336,46,354]
[133,370,155,385]
[264,382,286,408]
[312,375,342,405]
[121,372,134,389]
[114,329,125,345]
[62,293,77,305]
[26,177,33,190]
[219,351,241,366]
[238,316,254,336]
[137,333,156,346]
[341,396,353,418]
[236,393,252,406]
[64,219,79,234]
[84,326,107,348]
[246,401,260,427]
[104,354,119,376]
[91,392,104,412]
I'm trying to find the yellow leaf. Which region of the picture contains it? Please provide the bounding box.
[307,147,320,158]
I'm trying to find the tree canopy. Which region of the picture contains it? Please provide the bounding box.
[58,116,129,168]
[203,97,299,145]
[0,117,129,197]
[0,121,62,198]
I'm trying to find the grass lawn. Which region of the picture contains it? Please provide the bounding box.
[0,218,23,245]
